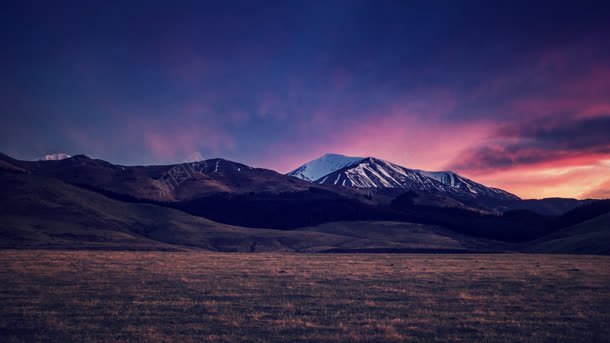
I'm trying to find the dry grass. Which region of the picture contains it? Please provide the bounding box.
[0,251,609,342]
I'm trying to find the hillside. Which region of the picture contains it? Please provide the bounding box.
[491,198,592,216]
[0,171,352,251]
[297,221,512,252]
[1,171,511,252]
[528,212,610,255]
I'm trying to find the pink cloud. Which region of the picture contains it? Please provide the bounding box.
[142,125,234,162]
[472,160,610,199]
[63,102,235,164]
[259,51,610,200]
[582,179,610,199]
[131,112,236,162]
[261,100,494,174]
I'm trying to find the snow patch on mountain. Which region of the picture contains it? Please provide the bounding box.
[287,153,364,181]
[43,153,71,161]
[418,170,518,199]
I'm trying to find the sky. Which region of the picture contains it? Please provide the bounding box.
[1,1,609,199]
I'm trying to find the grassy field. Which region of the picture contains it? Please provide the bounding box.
[0,251,609,342]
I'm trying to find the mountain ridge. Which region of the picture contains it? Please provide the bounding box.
[0,152,608,253]
[0,152,593,217]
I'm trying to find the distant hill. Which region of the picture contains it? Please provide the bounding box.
[552,199,610,229]
[528,212,610,255]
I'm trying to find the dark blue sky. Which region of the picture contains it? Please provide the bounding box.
[1,1,610,198]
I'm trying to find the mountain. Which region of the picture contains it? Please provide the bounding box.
[4,154,319,201]
[290,154,519,202]
[287,153,363,181]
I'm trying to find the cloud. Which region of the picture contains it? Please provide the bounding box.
[582,179,610,199]
[470,162,610,199]
[259,98,493,173]
[61,103,236,165]
[449,116,610,173]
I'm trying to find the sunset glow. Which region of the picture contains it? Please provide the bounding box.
[1,2,609,199]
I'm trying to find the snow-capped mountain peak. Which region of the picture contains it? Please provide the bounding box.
[288,153,520,201]
[287,153,364,182]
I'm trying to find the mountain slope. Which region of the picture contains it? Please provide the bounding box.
[0,153,27,173]
[418,170,518,201]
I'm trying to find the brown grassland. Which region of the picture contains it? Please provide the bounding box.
[0,251,609,342]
